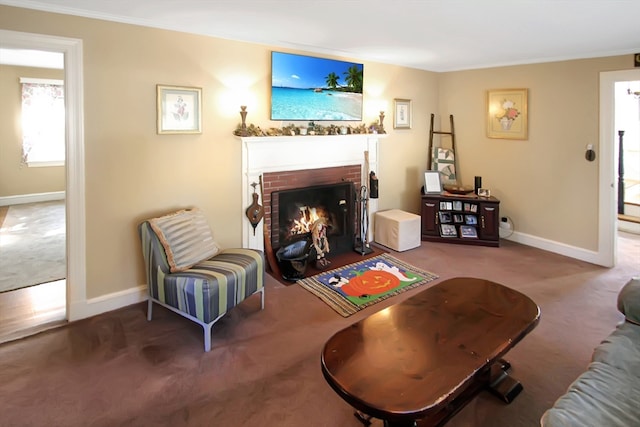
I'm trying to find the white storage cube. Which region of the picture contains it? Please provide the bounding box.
[374,209,421,252]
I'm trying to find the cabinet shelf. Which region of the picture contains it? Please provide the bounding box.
[421,193,500,247]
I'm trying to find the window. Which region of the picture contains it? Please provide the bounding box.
[21,77,65,167]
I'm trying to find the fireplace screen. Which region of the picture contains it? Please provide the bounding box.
[272,182,355,255]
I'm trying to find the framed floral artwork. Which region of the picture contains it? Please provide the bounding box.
[157,84,202,134]
[486,88,528,140]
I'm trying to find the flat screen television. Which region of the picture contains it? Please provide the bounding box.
[271,51,363,121]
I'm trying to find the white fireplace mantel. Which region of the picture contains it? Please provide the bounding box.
[240,134,386,250]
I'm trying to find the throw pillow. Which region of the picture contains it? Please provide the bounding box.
[148,208,221,273]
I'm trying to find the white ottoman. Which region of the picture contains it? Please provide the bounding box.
[374,209,421,252]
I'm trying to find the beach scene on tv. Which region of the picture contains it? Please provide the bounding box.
[271,52,363,121]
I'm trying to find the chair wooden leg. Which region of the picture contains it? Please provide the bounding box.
[147,299,153,321]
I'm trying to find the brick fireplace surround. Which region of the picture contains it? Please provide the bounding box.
[240,134,385,251]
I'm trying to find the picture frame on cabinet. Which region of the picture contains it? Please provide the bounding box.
[439,212,452,223]
[157,84,202,134]
[460,225,478,238]
[423,171,442,194]
[440,224,457,237]
[393,98,412,129]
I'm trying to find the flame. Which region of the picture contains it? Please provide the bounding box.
[288,206,329,236]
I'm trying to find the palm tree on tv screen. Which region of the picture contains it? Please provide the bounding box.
[325,72,340,89]
[344,66,363,93]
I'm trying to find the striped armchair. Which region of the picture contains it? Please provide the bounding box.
[138,209,264,351]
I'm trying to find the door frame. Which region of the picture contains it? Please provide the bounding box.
[599,69,640,267]
[0,29,86,321]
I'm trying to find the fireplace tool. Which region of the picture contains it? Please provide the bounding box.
[245,182,264,236]
[354,185,373,255]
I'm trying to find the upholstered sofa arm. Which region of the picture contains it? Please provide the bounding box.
[617,277,640,325]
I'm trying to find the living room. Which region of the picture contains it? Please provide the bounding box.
[0,2,639,426]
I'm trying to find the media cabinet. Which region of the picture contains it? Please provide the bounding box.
[421,193,500,247]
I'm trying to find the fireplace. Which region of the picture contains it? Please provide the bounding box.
[240,134,385,251]
[272,182,355,255]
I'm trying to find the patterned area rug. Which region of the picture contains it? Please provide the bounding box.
[297,253,438,317]
[0,200,66,293]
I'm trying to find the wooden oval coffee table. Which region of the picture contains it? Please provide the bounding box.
[321,277,540,427]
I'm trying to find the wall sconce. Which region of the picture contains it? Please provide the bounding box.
[240,105,248,136]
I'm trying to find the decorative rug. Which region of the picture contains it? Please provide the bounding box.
[297,253,438,317]
[0,200,66,293]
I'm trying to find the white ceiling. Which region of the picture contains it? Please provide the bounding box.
[1,0,639,72]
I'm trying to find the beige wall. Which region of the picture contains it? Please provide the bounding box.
[0,6,438,299]
[437,56,630,250]
[0,5,632,303]
[0,65,65,197]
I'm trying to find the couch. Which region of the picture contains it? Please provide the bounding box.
[139,208,265,351]
[541,276,640,426]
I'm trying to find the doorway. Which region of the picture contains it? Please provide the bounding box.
[615,80,640,233]
[0,29,86,341]
[599,69,640,268]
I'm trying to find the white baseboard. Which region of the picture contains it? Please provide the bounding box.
[502,231,603,266]
[0,191,65,206]
[68,284,148,322]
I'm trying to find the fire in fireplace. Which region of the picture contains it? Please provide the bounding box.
[272,182,355,257]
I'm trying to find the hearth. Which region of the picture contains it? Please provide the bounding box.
[272,182,355,258]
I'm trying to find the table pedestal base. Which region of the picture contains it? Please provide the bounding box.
[354,359,522,427]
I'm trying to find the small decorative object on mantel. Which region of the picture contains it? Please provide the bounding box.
[233,122,379,137]
[239,106,248,137]
[245,182,264,235]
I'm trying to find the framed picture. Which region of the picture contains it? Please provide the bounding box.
[460,225,478,238]
[157,84,202,134]
[440,224,457,238]
[438,212,452,223]
[486,88,528,140]
[465,215,478,225]
[478,188,491,197]
[393,98,412,129]
[423,171,442,194]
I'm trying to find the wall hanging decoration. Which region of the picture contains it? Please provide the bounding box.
[486,88,528,140]
[157,84,202,134]
[393,98,412,129]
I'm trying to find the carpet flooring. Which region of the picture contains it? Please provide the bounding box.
[0,233,638,427]
[0,200,66,293]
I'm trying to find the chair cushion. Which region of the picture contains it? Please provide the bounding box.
[148,208,221,273]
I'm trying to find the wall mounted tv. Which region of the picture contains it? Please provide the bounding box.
[271,51,364,121]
